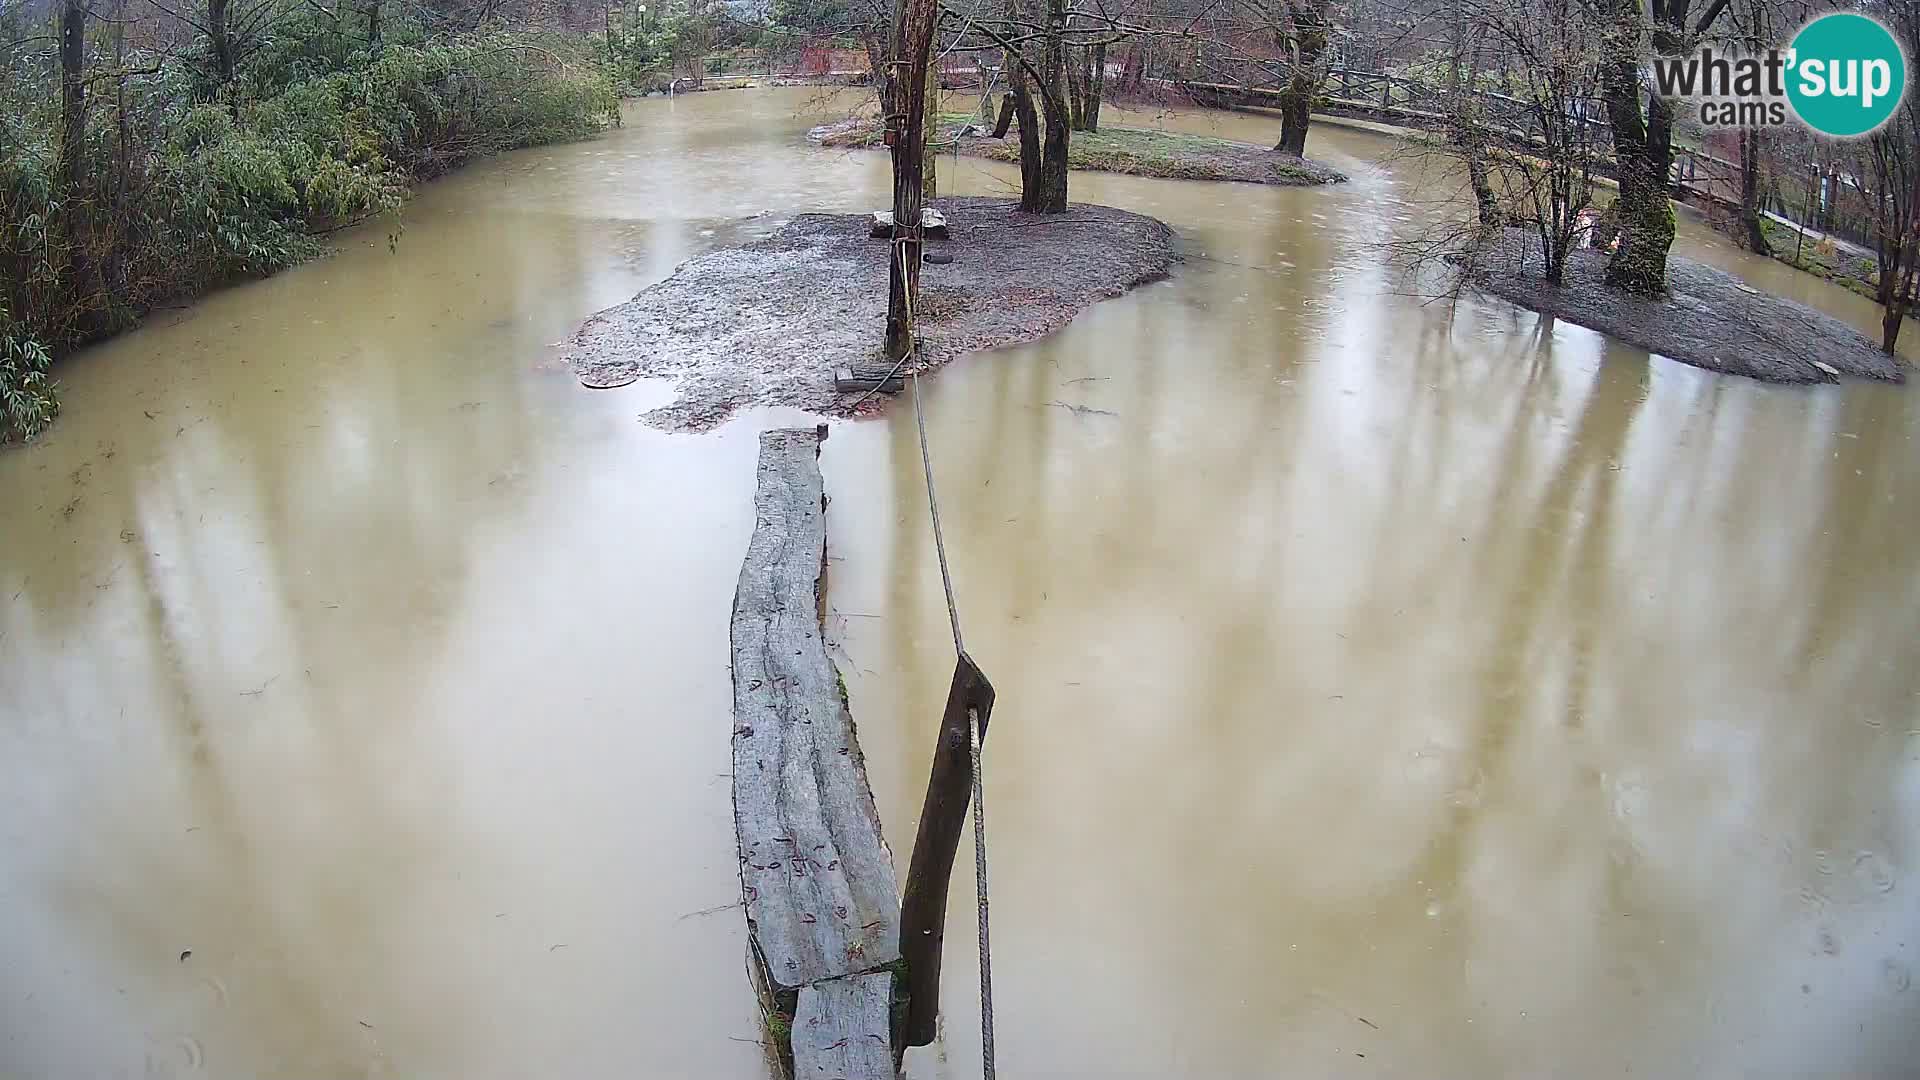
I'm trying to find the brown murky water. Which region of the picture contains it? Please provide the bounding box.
[4,88,1917,1079]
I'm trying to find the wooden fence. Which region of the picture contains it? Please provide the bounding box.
[1177,70,1750,212]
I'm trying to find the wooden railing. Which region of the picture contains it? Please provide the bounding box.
[1176,69,1745,210]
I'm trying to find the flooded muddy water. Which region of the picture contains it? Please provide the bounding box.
[3,88,1916,1078]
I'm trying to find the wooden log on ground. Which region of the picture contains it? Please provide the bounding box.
[732,426,900,1078]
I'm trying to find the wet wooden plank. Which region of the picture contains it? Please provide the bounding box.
[731,427,902,994]
[835,366,905,394]
[791,972,896,1080]
[898,654,994,1046]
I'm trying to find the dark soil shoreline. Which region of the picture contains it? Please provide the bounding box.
[809,114,1347,187]
[564,197,1177,430]
[1473,229,1907,384]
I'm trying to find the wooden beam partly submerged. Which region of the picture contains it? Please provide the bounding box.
[731,426,901,1079]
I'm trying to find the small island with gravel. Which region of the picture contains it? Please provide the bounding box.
[564,196,1176,430]
[1471,229,1907,384]
[810,113,1347,187]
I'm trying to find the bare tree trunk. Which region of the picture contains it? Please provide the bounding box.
[1065,43,1086,129]
[58,0,89,312]
[884,0,938,360]
[1006,47,1043,210]
[1444,13,1497,236]
[368,0,383,52]
[923,55,939,198]
[1084,41,1104,130]
[1883,260,1912,354]
[991,91,1015,137]
[1880,169,1920,354]
[208,0,235,92]
[862,28,885,85]
[1739,127,1769,255]
[1467,153,1501,233]
[1117,41,1143,93]
[1033,0,1069,211]
[108,0,129,293]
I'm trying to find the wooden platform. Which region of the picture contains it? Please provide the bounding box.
[835,365,906,394]
[731,426,900,1079]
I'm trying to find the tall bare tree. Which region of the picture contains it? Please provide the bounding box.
[58,0,90,302]
[1271,0,1330,155]
[884,0,939,358]
[1416,0,1606,287]
[1863,0,1920,353]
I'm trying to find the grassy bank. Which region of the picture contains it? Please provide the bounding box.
[814,112,1346,186]
[1757,218,1884,303]
[1,12,614,443]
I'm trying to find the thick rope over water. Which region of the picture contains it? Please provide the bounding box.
[910,368,996,1078]
[888,210,997,1078]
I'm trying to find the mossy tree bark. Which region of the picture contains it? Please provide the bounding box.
[1033,0,1071,211]
[1595,0,1731,296]
[1599,19,1674,297]
[1274,0,1328,156]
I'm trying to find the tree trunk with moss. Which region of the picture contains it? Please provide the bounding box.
[1599,28,1674,296]
[1274,0,1327,156]
[1034,0,1070,212]
[1007,47,1043,210]
[1596,0,1728,296]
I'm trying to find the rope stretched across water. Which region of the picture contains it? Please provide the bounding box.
[910,367,995,1079]
[887,221,996,1079]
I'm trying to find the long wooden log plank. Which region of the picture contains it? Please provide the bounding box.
[791,972,897,1079]
[731,426,902,992]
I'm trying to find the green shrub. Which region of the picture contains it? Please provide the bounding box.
[0,26,613,441]
[1,306,57,444]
